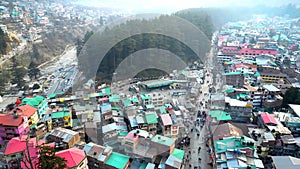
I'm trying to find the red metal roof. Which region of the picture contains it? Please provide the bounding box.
[261,113,277,125]
[161,114,173,126]
[56,148,86,168]
[0,114,23,127]
[240,48,277,56]
[4,137,45,155]
[16,105,37,117]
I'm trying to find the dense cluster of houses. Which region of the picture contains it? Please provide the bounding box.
[1,5,300,169]
[206,15,300,169]
[0,0,122,42]
[0,75,202,169]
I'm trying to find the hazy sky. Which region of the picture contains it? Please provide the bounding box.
[76,0,297,13]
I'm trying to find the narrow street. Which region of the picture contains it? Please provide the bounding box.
[184,41,221,169]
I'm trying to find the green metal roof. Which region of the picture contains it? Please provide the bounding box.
[48,93,56,99]
[151,135,175,146]
[143,79,173,89]
[109,95,120,103]
[139,162,147,169]
[130,97,139,103]
[223,72,242,76]
[214,136,255,154]
[171,148,185,160]
[111,106,122,111]
[157,106,167,114]
[145,112,158,124]
[145,104,155,109]
[51,111,70,119]
[226,88,235,94]
[123,99,132,107]
[117,130,128,137]
[141,94,151,100]
[105,152,130,169]
[254,72,260,77]
[232,93,248,99]
[164,104,172,108]
[21,96,45,108]
[209,110,232,121]
[102,88,111,95]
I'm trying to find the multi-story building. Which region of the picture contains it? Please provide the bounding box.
[21,96,48,117]
[147,92,164,106]
[16,105,39,129]
[46,127,80,150]
[160,114,173,136]
[213,136,264,169]
[4,136,47,169]
[102,122,118,148]
[51,107,72,128]
[100,103,113,125]
[284,104,300,136]
[0,114,29,145]
[83,142,113,169]
[225,97,253,123]
[56,147,89,169]
[145,111,158,134]
[165,148,185,169]
[141,94,152,105]
[123,130,140,152]
[223,72,245,88]
[104,152,130,169]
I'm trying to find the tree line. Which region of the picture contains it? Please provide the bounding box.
[76,13,214,83]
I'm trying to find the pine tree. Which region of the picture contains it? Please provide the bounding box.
[10,57,27,87]
[0,28,7,56]
[28,61,40,80]
[37,145,67,169]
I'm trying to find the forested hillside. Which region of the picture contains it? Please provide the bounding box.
[77,13,214,83]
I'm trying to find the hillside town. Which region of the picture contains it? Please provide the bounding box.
[0,0,124,64]
[1,1,300,169]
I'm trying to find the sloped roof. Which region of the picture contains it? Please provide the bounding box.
[261,112,277,125]
[160,114,173,126]
[0,113,23,127]
[17,105,37,117]
[151,135,175,146]
[48,127,79,143]
[289,104,300,117]
[212,123,244,141]
[56,148,86,168]
[263,84,280,92]
[21,96,45,108]
[165,155,183,168]
[208,110,232,121]
[51,111,70,119]
[109,94,120,103]
[105,152,130,169]
[272,156,300,169]
[4,137,45,155]
[145,112,158,124]
[171,148,184,160]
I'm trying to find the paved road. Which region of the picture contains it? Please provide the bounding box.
[184,39,223,169]
[186,73,213,169]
